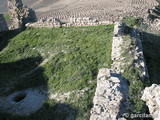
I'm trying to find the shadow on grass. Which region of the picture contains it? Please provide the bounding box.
[140,31,160,84]
[0,102,78,120]
[0,30,22,52]
[0,57,43,93]
[0,57,78,120]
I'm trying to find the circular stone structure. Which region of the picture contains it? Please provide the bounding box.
[0,89,47,116]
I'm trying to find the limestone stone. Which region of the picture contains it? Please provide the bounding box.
[90,69,128,120]
[113,22,126,36]
[27,17,62,28]
[141,84,160,120]
[90,21,148,120]
[8,0,36,30]
[27,17,113,28]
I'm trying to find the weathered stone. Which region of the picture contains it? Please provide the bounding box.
[141,84,160,120]
[0,14,8,32]
[27,17,113,28]
[7,0,36,30]
[27,17,62,28]
[113,22,126,36]
[90,68,128,120]
[147,4,160,31]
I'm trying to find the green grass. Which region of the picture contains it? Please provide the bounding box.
[0,25,114,120]
[121,35,147,114]
[122,17,143,28]
[3,13,10,21]
[120,17,160,119]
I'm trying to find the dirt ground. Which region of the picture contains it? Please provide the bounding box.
[33,0,159,21]
[0,0,159,21]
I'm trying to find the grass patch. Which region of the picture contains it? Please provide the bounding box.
[122,17,143,28]
[121,35,146,114]
[0,25,113,120]
[3,13,10,21]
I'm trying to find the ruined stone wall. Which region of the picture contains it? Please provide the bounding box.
[90,22,148,120]
[0,14,8,32]
[26,17,61,28]
[90,68,129,120]
[8,0,36,30]
[27,17,113,28]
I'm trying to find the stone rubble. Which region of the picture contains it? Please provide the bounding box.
[141,84,160,120]
[0,14,8,32]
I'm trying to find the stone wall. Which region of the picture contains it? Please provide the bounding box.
[26,17,61,28]
[27,17,113,28]
[130,29,149,80]
[90,68,129,120]
[90,22,148,120]
[8,0,36,30]
[0,14,8,32]
[90,22,128,120]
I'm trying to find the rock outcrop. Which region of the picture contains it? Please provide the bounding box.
[7,0,36,30]
[141,84,160,120]
[0,14,8,32]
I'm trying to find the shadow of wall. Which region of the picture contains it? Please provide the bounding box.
[0,56,78,119]
[140,31,160,84]
[0,14,8,33]
[0,29,23,52]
